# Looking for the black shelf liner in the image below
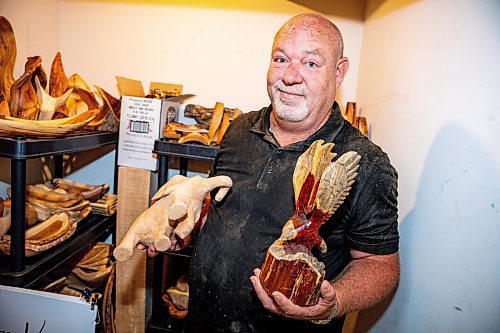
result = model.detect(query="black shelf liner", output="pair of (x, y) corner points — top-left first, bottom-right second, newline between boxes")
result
(0, 131), (118, 159)
(0, 214), (116, 287)
(153, 139), (218, 161)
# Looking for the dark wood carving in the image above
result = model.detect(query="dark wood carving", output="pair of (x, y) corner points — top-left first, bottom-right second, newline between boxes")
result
(184, 104), (241, 129)
(259, 140), (360, 306)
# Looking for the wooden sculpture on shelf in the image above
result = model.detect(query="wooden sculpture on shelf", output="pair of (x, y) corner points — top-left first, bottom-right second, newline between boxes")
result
(0, 16), (17, 117)
(0, 211), (77, 256)
(113, 175), (233, 262)
(9, 56), (47, 120)
(184, 103), (242, 129)
(342, 102), (369, 137)
(176, 101), (241, 145)
(259, 140), (360, 306)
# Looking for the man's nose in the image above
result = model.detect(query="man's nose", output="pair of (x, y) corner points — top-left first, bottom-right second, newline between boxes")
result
(282, 62), (303, 85)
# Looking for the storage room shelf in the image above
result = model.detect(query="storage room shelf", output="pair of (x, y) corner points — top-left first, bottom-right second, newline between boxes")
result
(0, 213), (116, 287)
(0, 131), (118, 282)
(153, 139), (218, 161)
(0, 131), (118, 159)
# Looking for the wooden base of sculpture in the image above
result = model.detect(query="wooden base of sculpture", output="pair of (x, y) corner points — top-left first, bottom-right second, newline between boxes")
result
(260, 244), (325, 306)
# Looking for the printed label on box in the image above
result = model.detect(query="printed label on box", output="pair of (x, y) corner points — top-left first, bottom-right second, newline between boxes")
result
(117, 96), (166, 171)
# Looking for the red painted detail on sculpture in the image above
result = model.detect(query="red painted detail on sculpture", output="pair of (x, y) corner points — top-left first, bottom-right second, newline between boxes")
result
(259, 141), (360, 307)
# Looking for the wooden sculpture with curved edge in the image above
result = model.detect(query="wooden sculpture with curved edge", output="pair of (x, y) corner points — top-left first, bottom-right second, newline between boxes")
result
(0, 16), (16, 117)
(259, 140), (360, 306)
(113, 175), (233, 262)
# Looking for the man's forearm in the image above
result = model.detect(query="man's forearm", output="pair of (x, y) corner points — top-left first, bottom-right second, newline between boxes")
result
(332, 252), (400, 316)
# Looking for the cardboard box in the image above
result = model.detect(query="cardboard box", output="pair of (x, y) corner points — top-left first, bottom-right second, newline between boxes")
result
(116, 77), (194, 171)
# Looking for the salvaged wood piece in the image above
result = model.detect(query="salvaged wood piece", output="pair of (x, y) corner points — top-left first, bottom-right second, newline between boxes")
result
(177, 132), (211, 145)
(0, 95), (9, 117)
(115, 166), (150, 333)
(49, 52), (69, 97)
(166, 275), (189, 310)
(75, 88), (99, 110)
(2, 198), (38, 227)
(25, 183), (83, 204)
(342, 101), (356, 124)
(357, 117), (368, 136)
(5, 181), (98, 224)
(162, 293), (188, 319)
(0, 17), (16, 113)
(57, 74), (92, 118)
(89, 194), (117, 216)
(217, 111), (231, 144)
(81, 86), (120, 132)
(113, 174), (232, 262)
(95, 85), (121, 119)
(260, 140), (360, 306)
(0, 108), (98, 137)
(174, 102), (241, 144)
(184, 103), (241, 128)
(51, 178), (110, 203)
(0, 212), (76, 256)
(341, 102), (369, 137)
(0, 197), (11, 236)
(36, 76), (73, 120)
(208, 102), (224, 143)
(163, 275), (189, 319)
(9, 56), (46, 119)
(68, 73), (91, 91)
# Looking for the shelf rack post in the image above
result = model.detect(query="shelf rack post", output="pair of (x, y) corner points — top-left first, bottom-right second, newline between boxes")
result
(10, 158), (26, 271)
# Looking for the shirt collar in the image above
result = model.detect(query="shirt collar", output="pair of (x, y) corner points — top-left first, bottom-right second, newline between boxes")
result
(250, 101), (345, 151)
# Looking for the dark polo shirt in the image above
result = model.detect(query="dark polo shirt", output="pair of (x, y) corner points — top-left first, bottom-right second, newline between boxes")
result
(187, 102), (399, 333)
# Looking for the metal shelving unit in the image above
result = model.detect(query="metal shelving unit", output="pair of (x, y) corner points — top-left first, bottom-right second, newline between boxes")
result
(0, 131), (118, 287)
(147, 139), (218, 333)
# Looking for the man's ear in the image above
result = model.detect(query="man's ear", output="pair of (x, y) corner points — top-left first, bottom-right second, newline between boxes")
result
(335, 57), (349, 89)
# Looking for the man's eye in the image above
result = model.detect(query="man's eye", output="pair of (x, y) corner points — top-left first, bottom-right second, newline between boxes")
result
(274, 57), (286, 63)
(306, 61), (318, 68)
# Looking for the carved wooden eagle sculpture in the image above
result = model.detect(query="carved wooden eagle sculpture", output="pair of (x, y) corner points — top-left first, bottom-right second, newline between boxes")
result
(259, 140), (360, 306)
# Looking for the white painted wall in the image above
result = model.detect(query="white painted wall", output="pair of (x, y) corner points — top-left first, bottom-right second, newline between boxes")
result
(356, 0), (500, 332)
(58, 1), (363, 112)
(0, 0), (364, 196)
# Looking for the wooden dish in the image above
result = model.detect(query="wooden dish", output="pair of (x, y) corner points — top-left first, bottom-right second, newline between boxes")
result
(0, 212), (77, 256)
(0, 110), (97, 138)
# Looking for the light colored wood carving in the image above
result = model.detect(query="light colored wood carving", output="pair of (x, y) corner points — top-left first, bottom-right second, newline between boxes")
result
(49, 52), (68, 97)
(113, 174), (232, 262)
(208, 102), (224, 143)
(0, 16), (16, 116)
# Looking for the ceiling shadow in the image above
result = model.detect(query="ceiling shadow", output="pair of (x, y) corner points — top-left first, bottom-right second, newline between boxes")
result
(62, 0), (315, 15)
(288, 0), (366, 21)
(365, 0), (421, 19)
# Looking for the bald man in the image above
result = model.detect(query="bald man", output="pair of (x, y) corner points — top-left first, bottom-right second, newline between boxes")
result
(185, 13), (400, 333)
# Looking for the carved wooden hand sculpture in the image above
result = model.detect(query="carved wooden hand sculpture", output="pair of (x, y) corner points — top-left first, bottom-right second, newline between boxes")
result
(259, 140), (360, 306)
(113, 175), (232, 262)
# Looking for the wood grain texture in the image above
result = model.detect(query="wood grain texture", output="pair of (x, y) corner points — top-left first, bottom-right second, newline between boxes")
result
(115, 166), (150, 333)
(259, 141), (360, 306)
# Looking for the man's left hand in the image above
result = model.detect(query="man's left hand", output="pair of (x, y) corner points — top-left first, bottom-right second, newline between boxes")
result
(250, 268), (338, 321)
